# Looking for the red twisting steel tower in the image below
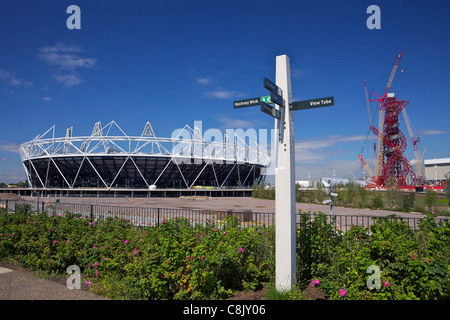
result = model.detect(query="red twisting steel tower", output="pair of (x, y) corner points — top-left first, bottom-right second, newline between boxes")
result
(360, 53), (417, 187)
(370, 95), (416, 186)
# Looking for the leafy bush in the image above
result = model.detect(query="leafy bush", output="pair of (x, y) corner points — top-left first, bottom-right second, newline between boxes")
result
(401, 193), (416, 213)
(371, 194), (384, 209)
(2, 206), (449, 300)
(425, 190), (438, 212)
(301, 213), (450, 300)
(0, 210), (273, 300)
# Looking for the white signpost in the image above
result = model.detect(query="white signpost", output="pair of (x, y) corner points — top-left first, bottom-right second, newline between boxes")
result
(273, 55), (297, 291)
(233, 54), (335, 292)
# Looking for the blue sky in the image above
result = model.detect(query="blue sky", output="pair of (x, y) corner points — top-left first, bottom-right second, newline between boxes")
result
(0, 0), (449, 183)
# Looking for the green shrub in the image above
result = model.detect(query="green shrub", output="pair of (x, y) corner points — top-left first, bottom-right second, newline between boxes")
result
(0, 211), (273, 300)
(371, 194), (384, 209)
(305, 214), (450, 300)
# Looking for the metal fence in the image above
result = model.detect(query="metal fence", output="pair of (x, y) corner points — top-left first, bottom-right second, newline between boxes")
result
(1, 199), (448, 232)
(0, 199), (275, 228)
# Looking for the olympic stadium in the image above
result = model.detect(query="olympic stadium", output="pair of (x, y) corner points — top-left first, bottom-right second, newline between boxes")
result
(18, 121), (270, 196)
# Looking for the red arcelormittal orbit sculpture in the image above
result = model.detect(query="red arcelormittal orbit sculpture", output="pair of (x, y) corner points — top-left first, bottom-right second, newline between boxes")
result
(368, 53), (417, 187)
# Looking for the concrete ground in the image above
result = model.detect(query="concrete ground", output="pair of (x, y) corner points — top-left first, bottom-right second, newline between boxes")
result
(23, 195), (432, 219)
(0, 265), (109, 300)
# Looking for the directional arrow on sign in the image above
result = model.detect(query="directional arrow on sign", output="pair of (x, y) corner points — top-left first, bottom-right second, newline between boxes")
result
(260, 95), (272, 104)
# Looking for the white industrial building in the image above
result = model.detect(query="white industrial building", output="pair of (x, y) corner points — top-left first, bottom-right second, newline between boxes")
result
(424, 158), (450, 183)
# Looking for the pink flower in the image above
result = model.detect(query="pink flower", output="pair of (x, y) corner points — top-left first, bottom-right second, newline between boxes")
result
(311, 279), (320, 286)
(163, 273), (166, 278)
(67, 240), (70, 244)
(52, 240), (57, 245)
(196, 235), (200, 239)
(124, 240), (128, 245)
(201, 256), (204, 261)
(162, 220), (166, 224)
(50, 229), (54, 232)
(94, 262), (99, 267)
(85, 280), (92, 285)
(238, 247), (244, 253)
(11, 233), (15, 237)
(190, 256), (194, 260)
(134, 249), (139, 254)
(88, 222), (93, 226)
(223, 231), (227, 235)
(103, 258), (108, 262)
(339, 289), (347, 297)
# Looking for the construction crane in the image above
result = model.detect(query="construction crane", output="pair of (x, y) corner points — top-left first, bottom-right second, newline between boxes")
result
(402, 108), (425, 184)
(364, 80), (378, 175)
(358, 154), (376, 182)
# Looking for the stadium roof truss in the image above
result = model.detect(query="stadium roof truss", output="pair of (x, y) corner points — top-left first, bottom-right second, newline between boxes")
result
(19, 121), (270, 189)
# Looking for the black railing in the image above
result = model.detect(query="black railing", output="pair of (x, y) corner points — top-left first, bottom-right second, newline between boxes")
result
(1, 199), (448, 231)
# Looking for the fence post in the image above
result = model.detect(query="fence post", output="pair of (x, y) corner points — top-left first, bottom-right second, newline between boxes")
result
(90, 204), (93, 220)
(157, 208), (160, 226)
(41, 202), (45, 213)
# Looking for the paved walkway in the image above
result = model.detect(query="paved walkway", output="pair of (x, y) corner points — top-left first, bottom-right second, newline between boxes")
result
(0, 266), (109, 300)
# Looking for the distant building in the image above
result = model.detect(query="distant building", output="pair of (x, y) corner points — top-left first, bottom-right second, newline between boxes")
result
(295, 180), (312, 188)
(424, 158), (450, 184)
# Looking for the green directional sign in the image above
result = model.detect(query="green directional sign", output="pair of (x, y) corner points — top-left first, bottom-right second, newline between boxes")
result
(233, 96), (271, 108)
(260, 95), (272, 103)
(260, 102), (280, 119)
(291, 96), (334, 110)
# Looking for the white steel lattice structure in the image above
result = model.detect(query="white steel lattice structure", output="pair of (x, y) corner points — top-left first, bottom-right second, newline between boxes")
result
(19, 121), (270, 189)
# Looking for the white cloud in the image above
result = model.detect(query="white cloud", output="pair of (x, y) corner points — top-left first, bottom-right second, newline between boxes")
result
(421, 130), (450, 135)
(54, 74), (83, 87)
(204, 90), (246, 99)
(195, 76), (214, 85)
(42, 96), (52, 101)
(0, 141), (20, 154)
(37, 43), (96, 87)
(37, 43), (96, 70)
(0, 70), (33, 87)
(295, 134), (366, 163)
